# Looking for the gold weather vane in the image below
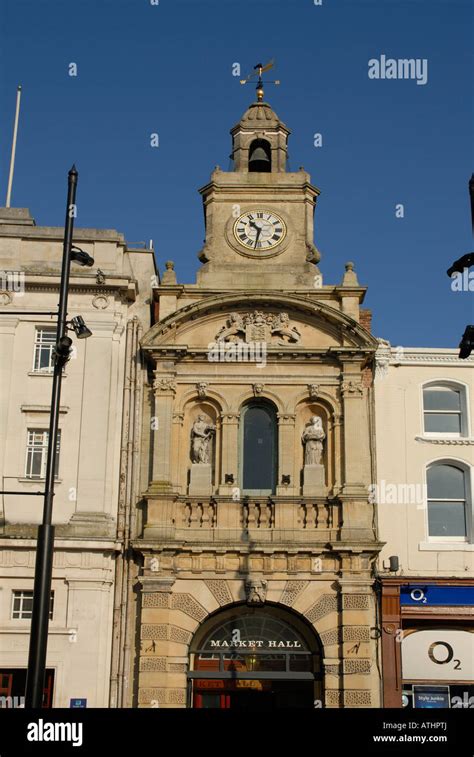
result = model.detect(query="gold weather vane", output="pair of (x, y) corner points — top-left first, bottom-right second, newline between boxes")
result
(240, 59), (280, 101)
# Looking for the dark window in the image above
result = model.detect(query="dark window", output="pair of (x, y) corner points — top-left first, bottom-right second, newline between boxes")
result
(427, 464), (467, 538)
(423, 386), (462, 434)
(12, 590), (54, 620)
(241, 403), (277, 494)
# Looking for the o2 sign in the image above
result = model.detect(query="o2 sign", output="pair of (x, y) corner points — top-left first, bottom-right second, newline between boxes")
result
(410, 589), (427, 604)
(402, 630), (474, 681)
(427, 641), (461, 670)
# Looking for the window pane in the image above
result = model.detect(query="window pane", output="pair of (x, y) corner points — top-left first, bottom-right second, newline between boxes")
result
(289, 654), (312, 672)
(27, 449), (43, 479)
(424, 413), (461, 433)
(427, 465), (465, 500)
(242, 405), (276, 492)
(34, 329), (56, 372)
(428, 501), (466, 537)
(424, 388), (461, 411)
(22, 596), (33, 614)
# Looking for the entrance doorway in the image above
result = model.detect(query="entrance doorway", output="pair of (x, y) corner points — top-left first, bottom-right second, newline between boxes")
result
(189, 604), (322, 709)
(194, 679), (314, 709)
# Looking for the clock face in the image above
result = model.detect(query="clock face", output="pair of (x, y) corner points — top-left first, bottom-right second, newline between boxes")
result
(233, 210), (286, 253)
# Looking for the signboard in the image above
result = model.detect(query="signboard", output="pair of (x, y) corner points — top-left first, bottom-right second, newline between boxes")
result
(402, 629), (474, 681)
(70, 698), (87, 708)
(400, 585), (474, 607)
(413, 686), (450, 709)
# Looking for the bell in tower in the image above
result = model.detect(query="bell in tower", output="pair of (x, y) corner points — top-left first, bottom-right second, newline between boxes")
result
(248, 139), (271, 172)
(230, 101), (290, 173)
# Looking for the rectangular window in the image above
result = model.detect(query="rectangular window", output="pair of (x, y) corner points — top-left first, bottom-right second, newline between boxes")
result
(33, 328), (56, 373)
(423, 387), (462, 434)
(25, 429), (61, 480)
(11, 590), (54, 620)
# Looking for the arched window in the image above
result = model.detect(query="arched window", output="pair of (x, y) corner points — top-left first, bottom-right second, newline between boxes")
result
(248, 139), (271, 172)
(423, 383), (467, 435)
(427, 463), (468, 539)
(241, 402), (277, 494)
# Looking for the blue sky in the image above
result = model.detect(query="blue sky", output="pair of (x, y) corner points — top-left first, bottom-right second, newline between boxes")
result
(0, 0), (472, 347)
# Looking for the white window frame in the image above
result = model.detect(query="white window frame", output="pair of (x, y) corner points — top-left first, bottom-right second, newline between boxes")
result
(11, 590), (54, 620)
(424, 459), (472, 544)
(32, 327), (56, 373)
(421, 380), (470, 439)
(24, 429), (61, 480)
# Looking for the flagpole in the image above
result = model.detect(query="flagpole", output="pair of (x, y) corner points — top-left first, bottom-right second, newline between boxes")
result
(5, 85), (22, 208)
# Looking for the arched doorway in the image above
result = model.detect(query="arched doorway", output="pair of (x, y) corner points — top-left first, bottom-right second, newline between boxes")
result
(188, 604), (323, 709)
(240, 401), (278, 495)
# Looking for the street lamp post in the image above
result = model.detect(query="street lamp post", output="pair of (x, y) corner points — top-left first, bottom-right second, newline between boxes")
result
(24, 165), (93, 707)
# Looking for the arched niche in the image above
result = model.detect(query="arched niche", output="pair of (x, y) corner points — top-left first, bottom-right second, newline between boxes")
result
(183, 400), (221, 492)
(297, 401), (336, 494)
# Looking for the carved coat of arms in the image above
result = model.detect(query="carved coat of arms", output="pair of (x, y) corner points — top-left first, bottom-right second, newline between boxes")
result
(216, 311), (300, 346)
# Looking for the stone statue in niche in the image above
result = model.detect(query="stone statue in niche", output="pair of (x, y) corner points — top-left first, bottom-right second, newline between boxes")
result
(191, 415), (215, 464)
(301, 416), (326, 465)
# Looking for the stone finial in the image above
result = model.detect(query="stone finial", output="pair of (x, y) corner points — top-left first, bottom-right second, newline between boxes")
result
(341, 261), (359, 287)
(162, 260), (177, 285)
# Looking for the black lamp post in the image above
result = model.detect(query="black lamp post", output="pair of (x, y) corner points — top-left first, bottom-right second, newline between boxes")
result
(24, 165), (94, 708)
(446, 174), (474, 360)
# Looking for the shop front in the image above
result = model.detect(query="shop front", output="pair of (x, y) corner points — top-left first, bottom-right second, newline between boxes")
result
(380, 580), (474, 708)
(188, 604), (322, 709)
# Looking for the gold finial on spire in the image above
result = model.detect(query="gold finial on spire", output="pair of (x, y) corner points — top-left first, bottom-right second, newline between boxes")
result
(240, 59), (280, 102)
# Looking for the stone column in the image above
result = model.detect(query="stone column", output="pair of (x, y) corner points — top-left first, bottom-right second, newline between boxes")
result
(340, 365), (370, 495)
(339, 362), (373, 539)
(337, 577), (380, 708)
(151, 373), (176, 490)
(276, 413), (297, 496)
(136, 574), (180, 709)
(218, 412), (239, 495)
(70, 320), (118, 535)
(332, 412), (343, 494)
(0, 317), (17, 526)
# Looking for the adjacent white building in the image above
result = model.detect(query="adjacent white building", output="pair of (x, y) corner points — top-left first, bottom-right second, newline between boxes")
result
(374, 344), (474, 708)
(0, 207), (156, 707)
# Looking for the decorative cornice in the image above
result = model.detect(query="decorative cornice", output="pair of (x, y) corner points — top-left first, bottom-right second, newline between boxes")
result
(376, 345), (474, 365)
(415, 436), (474, 446)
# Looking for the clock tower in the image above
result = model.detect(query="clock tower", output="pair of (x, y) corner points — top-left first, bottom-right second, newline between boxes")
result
(132, 94), (382, 711)
(196, 99), (322, 289)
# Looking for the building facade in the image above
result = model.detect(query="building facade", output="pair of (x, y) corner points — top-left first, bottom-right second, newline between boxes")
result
(126, 99), (384, 709)
(374, 345), (474, 708)
(0, 207), (156, 707)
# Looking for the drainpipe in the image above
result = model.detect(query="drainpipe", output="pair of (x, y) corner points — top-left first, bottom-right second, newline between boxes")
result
(121, 320), (143, 706)
(109, 318), (135, 707)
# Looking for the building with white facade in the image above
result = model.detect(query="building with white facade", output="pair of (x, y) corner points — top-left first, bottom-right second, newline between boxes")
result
(0, 206), (156, 707)
(374, 344), (474, 708)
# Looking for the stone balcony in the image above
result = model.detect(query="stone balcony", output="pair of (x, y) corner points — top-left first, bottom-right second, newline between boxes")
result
(142, 495), (345, 544)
